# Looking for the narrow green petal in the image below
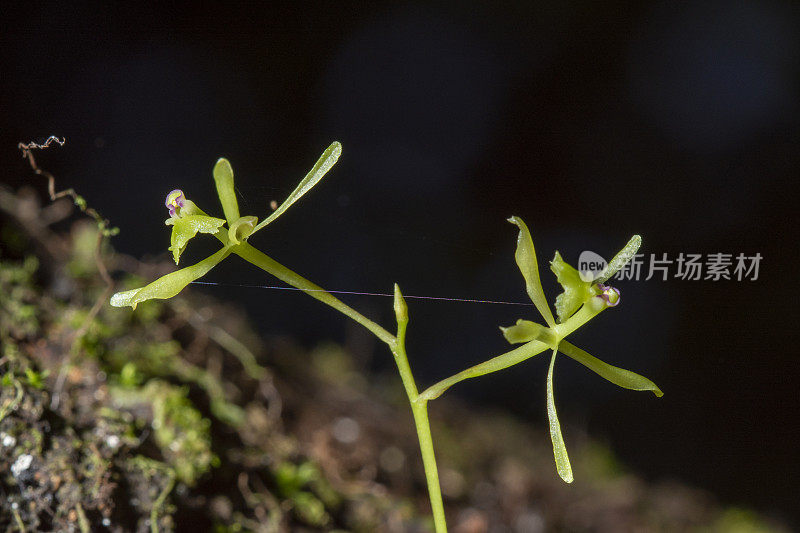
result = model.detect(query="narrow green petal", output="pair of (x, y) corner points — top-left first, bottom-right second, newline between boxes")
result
(558, 340), (663, 397)
(252, 142), (342, 234)
(550, 251), (594, 323)
(109, 247), (231, 309)
(595, 235), (642, 284)
(213, 158), (240, 226)
(508, 216), (556, 327)
(419, 340), (551, 401)
(499, 319), (554, 345)
(546, 348), (573, 483)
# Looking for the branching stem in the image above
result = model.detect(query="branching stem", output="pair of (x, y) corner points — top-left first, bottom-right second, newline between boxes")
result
(234, 238), (448, 531)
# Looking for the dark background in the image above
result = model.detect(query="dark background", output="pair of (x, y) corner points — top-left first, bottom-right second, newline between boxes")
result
(2, 1), (798, 526)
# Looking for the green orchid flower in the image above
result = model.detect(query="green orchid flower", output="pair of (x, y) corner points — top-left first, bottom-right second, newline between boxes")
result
(163, 190), (227, 265)
(110, 142), (342, 309)
(502, 217), (660, 483)
(418, 217), (661, 484)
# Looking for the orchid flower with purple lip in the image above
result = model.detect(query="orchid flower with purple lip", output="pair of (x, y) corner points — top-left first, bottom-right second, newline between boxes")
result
(502, 219), (661, 483)
(165, 189), (185, 216)
(418, 218), (662, 483)
(110, 142), (342, 310)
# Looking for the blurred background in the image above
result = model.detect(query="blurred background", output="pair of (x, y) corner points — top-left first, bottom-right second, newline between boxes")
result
(1, 1), (798, 527)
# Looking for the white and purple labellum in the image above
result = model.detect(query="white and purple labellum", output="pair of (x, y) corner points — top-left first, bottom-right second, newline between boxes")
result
(165, 189), (185, 216)
(596, 283), (621, 307)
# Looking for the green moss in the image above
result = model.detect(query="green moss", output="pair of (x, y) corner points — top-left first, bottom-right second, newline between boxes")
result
(112, 379), (215, 485)
(275, 461), (333, 527)
(23, 367), (47, 389)
(0, 256), (41, 339)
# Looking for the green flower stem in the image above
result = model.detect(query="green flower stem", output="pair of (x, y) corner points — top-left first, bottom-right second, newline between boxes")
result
(393, 308), (447, 533)
(231, 239), (447, 531)
(409, 400), (447, 533)
(392, 292), (417, 399)
(228, 241), (396, 347)
(552, 302), (604, 339)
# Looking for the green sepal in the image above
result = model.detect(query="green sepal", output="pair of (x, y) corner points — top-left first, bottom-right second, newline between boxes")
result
(558, 340), (663, 397)
(228, 216), (258, 245)
(508, 217), (556, 327)
(110, 247), (231, 309)
(166, 214), (226, 264)
(546, 348), (573, 483)
(500, 319), (554, 345)
(595, 235), (642, 284)
(252, 142), (342, 235)
(417, 340), (551, 402)
(550, 251), (594, 323)
(213, 158), (241, 226)
(180, 199), (209, 217)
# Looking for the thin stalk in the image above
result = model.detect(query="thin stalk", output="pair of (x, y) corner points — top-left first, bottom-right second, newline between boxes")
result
(230, 241), (396, 346)
(552, 303), (603, 339)
(236, 239), (447, 530)
(409, 400), (447, 533)
(393, 305), (447, 532)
